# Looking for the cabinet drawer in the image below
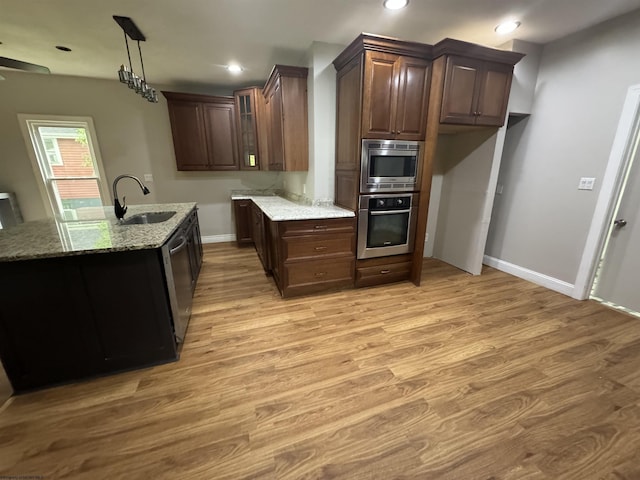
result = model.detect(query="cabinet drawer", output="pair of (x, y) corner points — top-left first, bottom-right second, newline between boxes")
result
(283, 233), (354, 260)
(356, 261), (412, 288)
(283, 257), (355, 297)
(279, 217), (355, 236)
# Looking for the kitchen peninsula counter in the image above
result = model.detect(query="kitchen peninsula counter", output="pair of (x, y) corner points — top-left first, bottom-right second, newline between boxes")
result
(0, 203), (197, 262)
(230, 192), (354, 221)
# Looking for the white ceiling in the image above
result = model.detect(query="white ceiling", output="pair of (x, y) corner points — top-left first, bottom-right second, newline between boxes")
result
(2, 0), (640, 89)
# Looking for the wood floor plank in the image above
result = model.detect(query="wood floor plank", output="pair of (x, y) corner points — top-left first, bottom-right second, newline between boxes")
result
(1, 242), (639, 479)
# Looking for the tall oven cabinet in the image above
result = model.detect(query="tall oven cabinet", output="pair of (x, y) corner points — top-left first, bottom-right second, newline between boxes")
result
(333, 34), (432, 212)
(333, 34), (524, 289)
(333, 35), (432, 287)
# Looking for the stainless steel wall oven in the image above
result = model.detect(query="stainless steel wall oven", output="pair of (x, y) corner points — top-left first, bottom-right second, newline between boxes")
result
(357, 193), (418, 259)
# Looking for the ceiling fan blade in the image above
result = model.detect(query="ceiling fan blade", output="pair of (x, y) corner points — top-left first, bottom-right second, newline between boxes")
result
(0, 57), (50, 74)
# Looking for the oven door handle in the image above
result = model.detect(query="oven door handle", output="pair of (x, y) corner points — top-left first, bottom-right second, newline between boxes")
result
(370, 209), (412, 216)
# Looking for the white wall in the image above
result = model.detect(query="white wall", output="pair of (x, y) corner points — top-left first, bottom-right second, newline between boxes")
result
(284, 41), (344, 203)
(500, 39), (543, 115)
(432, 130), (499, 274)
(0, 70), (282, 238)
(485, 9), (640, 285)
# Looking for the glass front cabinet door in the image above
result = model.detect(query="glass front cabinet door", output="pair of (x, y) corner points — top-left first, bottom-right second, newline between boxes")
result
(234, 87), (267, 170)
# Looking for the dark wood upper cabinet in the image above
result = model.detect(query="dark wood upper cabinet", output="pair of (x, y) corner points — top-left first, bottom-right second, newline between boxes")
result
(362, 51), (430, 140)
(165, 100), (209, 170)
(163, 92), (240, 171)
(233, 87), (269, 170)
(440, 55), (515, 127)
(263, 65), (309, 171)
(202, 100), (240, 171)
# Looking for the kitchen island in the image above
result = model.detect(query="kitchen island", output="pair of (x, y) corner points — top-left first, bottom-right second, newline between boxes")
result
(0, 203), (202, 393)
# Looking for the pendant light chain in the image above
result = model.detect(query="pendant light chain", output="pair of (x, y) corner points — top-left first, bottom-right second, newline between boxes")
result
(137, 40), (147, 82)
(124, 32), (133, 74)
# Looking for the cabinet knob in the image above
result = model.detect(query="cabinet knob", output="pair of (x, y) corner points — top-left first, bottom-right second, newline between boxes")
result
(314, 246), (328, 251)
(315, 272), (327, 277)
(380, 269), (391, 274)
(314, 225), (327, 230)
(477, 111), (482, 116)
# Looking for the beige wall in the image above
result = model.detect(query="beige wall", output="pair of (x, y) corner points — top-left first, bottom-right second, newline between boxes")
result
(0, 70), (282, 238)
(486, 9), (640, 285)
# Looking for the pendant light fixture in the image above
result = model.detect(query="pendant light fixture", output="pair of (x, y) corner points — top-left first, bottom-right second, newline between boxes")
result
(113, 15), (158, 103)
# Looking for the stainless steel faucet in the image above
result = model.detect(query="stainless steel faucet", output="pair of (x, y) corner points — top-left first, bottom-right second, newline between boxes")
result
(112, 174), (151, 220)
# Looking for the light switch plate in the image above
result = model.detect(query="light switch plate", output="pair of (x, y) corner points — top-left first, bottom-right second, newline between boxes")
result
(578, 177), (595, 190)
(144, 174), (154, 182)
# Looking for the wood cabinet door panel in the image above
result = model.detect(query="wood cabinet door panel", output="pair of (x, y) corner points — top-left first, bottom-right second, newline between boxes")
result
(233, 200), (254, 246)
(167, 101), (209, 170)
(395, 57), (430, 140)
(475, 63), (513, 126)
(267, 81), (284, 171)
(251, 203), (270, 271)
(355, 260), (412, 287)
(283, 233), (355, 261)
(82, 251), (175, 364)
(279, 218), (356, 237)
(203, 103), (239, 170)
(335, 57), (363, 172)
(440, 56), (481, 125)
(0, 259), (103, 390)
(362, 51), (399, 138)
(283, 257), (355, 294)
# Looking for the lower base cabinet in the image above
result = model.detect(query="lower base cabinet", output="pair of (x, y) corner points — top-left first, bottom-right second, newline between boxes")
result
(355, 255), (412, 288)
(270, 217), (356, 298)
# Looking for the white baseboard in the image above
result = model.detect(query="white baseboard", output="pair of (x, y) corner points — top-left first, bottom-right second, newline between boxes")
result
(201, 234), (236, 244)
(483, 255), (575, 297)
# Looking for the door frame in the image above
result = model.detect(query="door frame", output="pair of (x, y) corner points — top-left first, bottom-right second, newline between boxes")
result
(574, 84), (640, 300)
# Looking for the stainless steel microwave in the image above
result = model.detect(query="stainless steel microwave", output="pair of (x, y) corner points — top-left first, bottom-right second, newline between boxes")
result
(360, 139), (422, 193)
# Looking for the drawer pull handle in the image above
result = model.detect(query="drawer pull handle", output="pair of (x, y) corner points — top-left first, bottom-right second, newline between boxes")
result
(314, 246), (328, 251)
(314, 225), (328, 230)
(315, 272), (327, 277)
(380, 269), (391, 274)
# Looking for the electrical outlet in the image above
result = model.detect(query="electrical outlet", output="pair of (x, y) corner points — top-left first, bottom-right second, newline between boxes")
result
(578, 177), (595, 190)
(496, 184), (504, 195)
(144, 174), (154, 182)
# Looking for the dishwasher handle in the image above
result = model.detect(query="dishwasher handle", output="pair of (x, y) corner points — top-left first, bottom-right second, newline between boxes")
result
(169, 235), (188, 255)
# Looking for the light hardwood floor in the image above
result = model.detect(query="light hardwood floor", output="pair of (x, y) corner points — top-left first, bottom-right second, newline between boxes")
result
(1, 242), (640, 479)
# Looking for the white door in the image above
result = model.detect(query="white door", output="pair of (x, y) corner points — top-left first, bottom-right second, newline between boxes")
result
(591, 131), (640, 314)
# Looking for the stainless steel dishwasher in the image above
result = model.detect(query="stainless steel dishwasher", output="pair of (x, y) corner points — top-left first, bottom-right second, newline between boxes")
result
(161, 226), (193, 343)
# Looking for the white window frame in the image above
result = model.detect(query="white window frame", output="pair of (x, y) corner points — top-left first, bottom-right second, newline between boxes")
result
(18, 114), (111, 220)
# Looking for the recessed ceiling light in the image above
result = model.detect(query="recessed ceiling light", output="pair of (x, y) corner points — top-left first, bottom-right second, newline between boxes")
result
(227, 64), (243, 74)
(495, 21), (521, 35)
(383, 0), (409, 10)
(55, 45), (72, 52)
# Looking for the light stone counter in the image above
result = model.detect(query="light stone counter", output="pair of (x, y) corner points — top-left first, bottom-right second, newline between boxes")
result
(231, 192), (354, 221)
(0, 203), (197, 262)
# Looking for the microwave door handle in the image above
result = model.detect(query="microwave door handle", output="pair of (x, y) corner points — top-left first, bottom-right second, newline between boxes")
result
(370, 209), (412, 216)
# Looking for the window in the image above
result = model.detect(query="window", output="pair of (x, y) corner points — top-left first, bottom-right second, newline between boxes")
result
(19, 115), (110, 220)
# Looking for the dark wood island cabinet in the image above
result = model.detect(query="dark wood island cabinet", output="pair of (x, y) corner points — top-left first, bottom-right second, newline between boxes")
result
(0, 204), (202, 393)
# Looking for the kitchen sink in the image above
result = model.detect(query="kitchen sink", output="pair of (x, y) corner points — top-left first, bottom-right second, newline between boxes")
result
(121, 211), (176, 225)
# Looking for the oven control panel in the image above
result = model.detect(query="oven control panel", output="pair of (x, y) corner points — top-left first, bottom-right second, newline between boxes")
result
(369, 195), (412, 211)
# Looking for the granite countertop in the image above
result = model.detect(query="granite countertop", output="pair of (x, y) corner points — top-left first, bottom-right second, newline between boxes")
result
(231, 191), (354, 221)
(0, 203), (197, 262)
